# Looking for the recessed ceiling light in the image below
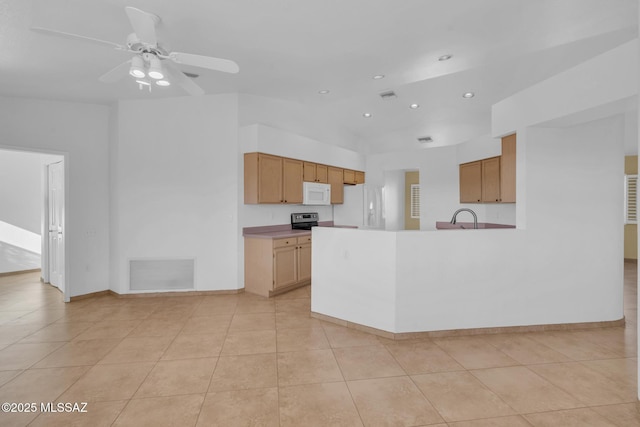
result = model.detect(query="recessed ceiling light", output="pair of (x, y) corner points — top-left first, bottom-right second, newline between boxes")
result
(409, 103), (420, 109)
(438, 54), (453, 61)
(363, 113), (372, 118)
(462, 92), (475, 98)
(372, 74), (385, 80)
(318, 89), (330, 94)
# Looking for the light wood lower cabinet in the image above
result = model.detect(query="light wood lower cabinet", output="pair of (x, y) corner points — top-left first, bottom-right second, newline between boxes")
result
(244, 235), (312, 297)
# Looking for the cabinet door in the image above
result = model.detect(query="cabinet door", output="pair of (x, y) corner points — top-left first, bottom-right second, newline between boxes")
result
(297, 243), (312, 283)
(328, 167), (344, 204)
(258, 154), (283, 203)
(355, 171), (365, 184)
(501, 134), (516, 203)
(303, 162), (316, 182)
(482, 157), (501, 202)
(459, 161), (482, 203)
(316, 165), (328, 183)
(283, 158), (303, 203)
(343, 169), (356, 185)
(274, 246), (297, 288)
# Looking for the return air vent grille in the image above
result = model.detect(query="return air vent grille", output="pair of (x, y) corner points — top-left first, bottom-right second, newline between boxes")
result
(379, 90), (397, 100)
(130, 259), (195, 291)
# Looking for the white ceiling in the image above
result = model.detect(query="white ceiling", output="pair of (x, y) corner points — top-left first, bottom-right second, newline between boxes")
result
(1, 0), (637, 152)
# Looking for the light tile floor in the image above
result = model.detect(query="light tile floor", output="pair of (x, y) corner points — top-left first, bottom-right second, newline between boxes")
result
(0, 264), (637, 426)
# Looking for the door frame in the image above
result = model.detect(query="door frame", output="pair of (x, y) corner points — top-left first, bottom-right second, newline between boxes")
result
(0, 145), (68, 302)
(44, 160), (66, 298)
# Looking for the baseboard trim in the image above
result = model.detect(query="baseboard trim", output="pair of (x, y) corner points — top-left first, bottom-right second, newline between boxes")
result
(68, 288), (244, 301)
(69, 290), (111, 302)
(108, 288), (244, 299)
(310, 312), (627, 340)
(0, 268), (41, 278)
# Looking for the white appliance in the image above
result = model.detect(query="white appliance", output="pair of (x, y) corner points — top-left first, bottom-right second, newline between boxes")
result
(302, 182), (331, 205)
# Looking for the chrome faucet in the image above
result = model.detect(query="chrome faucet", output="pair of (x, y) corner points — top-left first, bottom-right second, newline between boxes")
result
(450, 208), (478, 229)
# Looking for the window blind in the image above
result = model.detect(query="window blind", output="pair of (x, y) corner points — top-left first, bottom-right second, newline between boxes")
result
(410, 184), (420, 219)
(625, 174), (637, 224)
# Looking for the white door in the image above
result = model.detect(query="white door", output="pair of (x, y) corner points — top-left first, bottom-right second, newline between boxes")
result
(47, 161), (64, 291)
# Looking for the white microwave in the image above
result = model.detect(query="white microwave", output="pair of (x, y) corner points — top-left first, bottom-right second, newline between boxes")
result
(302, 182), (331, 205)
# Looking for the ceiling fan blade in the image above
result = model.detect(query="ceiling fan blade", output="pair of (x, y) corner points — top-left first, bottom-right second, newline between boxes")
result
(31, 27), (127, 50)
(99, 60), (132, 83)
(125, 6), (158, 46)
(168, 52), (239, 74)
(164, 62), (205, 96)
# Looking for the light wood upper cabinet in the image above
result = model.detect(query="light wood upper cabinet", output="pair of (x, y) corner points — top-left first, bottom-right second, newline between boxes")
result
(343, 169), (365, 185)
(482, 156), (501, 203)
(460, 161), (483, 203)
(283, 158), (303, 204)
(460, 157), (501, 203)
(343, 169), (356, 185)
(458, 134), (516, 204)
(245, 152), (362, 204)
(328, 166), (344, 204)
(244, 153), (302, 204)
(303, 162), (329, 183)
(500, 134), (516, 203)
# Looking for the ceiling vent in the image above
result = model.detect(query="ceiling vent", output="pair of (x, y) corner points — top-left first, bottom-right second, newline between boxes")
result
(417, 136), (433, 143)
(379, 90), (397, 100)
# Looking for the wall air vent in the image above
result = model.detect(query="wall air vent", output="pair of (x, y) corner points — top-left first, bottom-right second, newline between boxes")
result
(130, 258), (195, 291)
(379, 90), (397, 100)
(182, 71), (199, 78)
(417, 136), (433, 143)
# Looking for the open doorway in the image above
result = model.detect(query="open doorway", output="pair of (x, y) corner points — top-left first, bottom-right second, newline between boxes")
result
(404, 171), (420, 230)
(0, 148), (66, 299)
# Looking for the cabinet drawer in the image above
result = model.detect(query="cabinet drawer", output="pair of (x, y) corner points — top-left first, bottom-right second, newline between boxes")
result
(296, 236), (312, 244)
(273, 238), (296, 248)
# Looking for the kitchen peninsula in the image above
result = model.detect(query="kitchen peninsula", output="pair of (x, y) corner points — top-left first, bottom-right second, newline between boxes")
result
(310, 225), (623, 337)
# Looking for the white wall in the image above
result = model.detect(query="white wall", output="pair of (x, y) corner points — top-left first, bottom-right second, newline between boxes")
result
(314, 115), (625, 333)
(238, 94), (360, 152)
(0, 97), (110, 297)
(401, 115), (624, 330)
(238, 123), (364, 229)
(366, 139), (516, 232)
(383, 170), (404, 230)
(237, 123), (365, 287)
(493, 39), (637, 137)
(111, 94), (239, 293)
(0, 150), (42, 235)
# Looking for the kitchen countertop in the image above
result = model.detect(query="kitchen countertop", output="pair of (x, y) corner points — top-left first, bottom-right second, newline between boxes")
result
(243, 221), (356, 239)
(436, 221), (515, 230)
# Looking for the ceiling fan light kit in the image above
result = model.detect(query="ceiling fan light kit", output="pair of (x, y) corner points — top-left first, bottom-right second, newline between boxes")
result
(147, 55), (164, 80)
(31, 6), (239, 96)
(129, 55), (145, 78)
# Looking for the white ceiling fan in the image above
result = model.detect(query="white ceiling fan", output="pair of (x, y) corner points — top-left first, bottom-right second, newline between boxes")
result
(31, 6), (239, 96)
